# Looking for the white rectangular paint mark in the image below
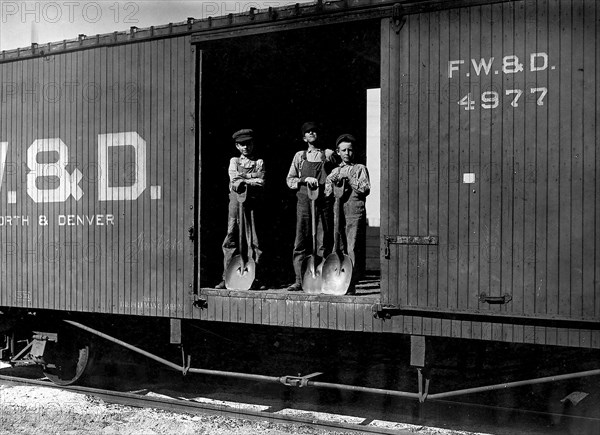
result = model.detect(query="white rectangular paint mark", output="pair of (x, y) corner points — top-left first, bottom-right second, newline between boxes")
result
(463, 173), (475, 184)
(150, 185), (162, 200)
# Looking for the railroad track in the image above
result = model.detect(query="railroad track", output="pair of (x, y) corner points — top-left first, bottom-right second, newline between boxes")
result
(1, 369), (599, 435)
(0, 373), (409, 435)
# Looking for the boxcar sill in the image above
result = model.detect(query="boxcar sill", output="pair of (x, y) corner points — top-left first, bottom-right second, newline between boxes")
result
(199, 287), (380, 304)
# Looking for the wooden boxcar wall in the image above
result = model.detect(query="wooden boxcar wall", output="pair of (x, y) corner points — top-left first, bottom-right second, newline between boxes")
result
(381, 0), (599, 347)
(0, 36), (196, 318)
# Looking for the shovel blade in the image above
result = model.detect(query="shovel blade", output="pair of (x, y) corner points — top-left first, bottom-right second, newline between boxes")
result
(302, 256), (323, 294)
(321, 253), (353, 295)
(225, 255), (256, 290)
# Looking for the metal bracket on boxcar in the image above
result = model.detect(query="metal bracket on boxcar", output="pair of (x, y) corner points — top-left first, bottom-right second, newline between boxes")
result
(372, 304), (402, 319)
(392, 3), (406, 34)
(193, 297), (208, 309)
(181, 347), (192, 376)
(384, 235), (438, 259)
(279, 372), (323, 388)
(478, 293), (513, 305)
(417, 368), (430, 403)
(9, 332), (57, 365)
(9, 340), (34, 364)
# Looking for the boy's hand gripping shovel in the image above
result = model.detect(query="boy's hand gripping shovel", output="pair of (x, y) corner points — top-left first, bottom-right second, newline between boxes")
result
(302, 186), (323, 293)
(225, 186), (256, 290)
(322, 180), (353, 295)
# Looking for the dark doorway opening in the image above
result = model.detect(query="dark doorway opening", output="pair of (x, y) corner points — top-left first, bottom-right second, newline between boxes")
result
(199, 20), (380, 289)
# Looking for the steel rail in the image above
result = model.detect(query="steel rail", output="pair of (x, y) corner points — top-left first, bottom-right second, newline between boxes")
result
(432, 396), (600, 423)
(2, 371), (599, 434)
(0, 374), (407, 435)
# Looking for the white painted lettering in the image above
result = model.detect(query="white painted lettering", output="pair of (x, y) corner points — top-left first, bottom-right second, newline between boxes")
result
(0, 142), (7, 191)
(26, 138), (84, 203)
(502, 55), (524, 74)
(54, 214), (115, 226)
(531, 87), (548, 106)
(481, 91), (499, 109)
(0, 216), (30, 226)
(448, 60), (464, 78)
(505, 89), (523, 107)
(458, 93), (475, 111)
(98, 132), (147, 201)
(530, 52), (548, 72)
(471, 57), (494, 76)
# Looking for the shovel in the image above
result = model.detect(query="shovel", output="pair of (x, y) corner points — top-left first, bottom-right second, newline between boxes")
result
(322, 180), (353, 295)
(302, 186), (323, 293)
(225, 186), (256, 290)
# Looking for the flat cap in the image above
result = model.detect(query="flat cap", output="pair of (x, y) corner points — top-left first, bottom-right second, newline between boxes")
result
(301, 121), (319, 135)
(335, 133), (357, 147)
(232, 129), (254, 142)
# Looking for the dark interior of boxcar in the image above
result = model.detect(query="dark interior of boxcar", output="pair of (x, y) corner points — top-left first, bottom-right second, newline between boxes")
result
(199, 20), (380, 287)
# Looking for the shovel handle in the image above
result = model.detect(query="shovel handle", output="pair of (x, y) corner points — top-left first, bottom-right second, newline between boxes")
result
(235, 186), (248, 266)
(237, 198), (246, 264)
(333, 179), (346, 198)
(307, 186), (319, 250)
(332, 179), (346, 251)
(307, 185), (319, 201)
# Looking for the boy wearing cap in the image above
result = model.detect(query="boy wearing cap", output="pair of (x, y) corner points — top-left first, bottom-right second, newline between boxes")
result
(325, 134), (370, 294)
(286, 121), (338, 292)
(216, 129), (266, 290)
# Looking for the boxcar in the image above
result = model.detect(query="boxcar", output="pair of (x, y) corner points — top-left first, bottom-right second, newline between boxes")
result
(0, 0), (599, 388)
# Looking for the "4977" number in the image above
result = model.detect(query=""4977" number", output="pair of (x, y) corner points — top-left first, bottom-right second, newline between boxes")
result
(458, 87), (548, 110)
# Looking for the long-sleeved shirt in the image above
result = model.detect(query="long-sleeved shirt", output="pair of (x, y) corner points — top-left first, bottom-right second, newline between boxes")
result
(325, 162), (370, 199)
(286, 147), (338, 190)
(228, 155), (265, 191)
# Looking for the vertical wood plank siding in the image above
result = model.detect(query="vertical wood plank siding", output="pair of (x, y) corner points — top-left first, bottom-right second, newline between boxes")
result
(382, 0), (599, 329)
(0, 37), (196, 318)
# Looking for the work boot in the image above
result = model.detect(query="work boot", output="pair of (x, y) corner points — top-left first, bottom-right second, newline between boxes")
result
(215, 281), (226, 289)
(287, 283), (302, 292)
